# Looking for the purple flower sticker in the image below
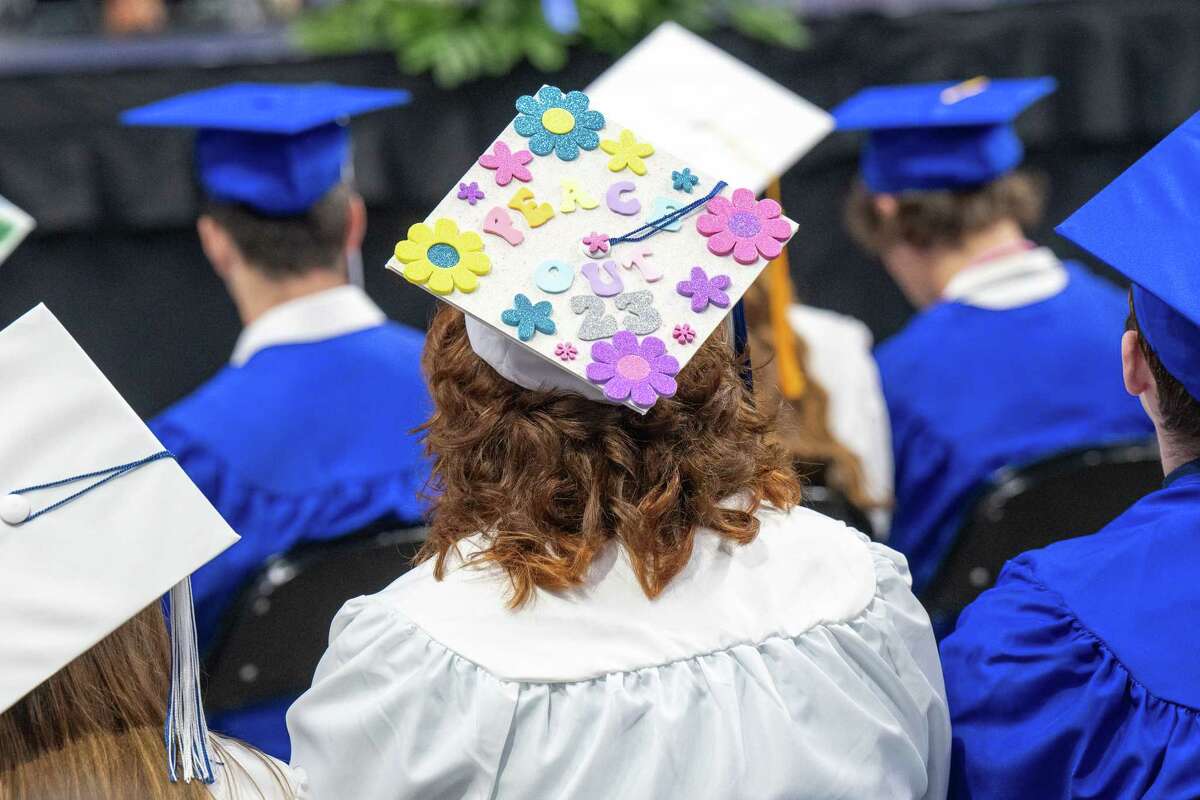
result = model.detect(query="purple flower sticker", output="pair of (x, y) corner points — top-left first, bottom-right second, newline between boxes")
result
(586, 330), (679, 408)
(676, 266), (731, 312)
(457, 181), (485, 205)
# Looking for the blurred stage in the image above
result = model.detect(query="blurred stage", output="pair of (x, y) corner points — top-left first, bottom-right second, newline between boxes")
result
(2, 0), (1199, 416)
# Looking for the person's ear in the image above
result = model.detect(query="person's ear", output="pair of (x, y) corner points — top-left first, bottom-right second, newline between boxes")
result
(1123, 329), (1155, 399)
(872, 193), (899, 220)
(345, 192), (367, 254)
(197, 215), (237, 281)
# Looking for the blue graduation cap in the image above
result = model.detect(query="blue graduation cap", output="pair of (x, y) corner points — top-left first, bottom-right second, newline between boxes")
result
(833, 77), (1057, 193)
(121, 83), (410, 216)
(1057, 109), (1200, 401)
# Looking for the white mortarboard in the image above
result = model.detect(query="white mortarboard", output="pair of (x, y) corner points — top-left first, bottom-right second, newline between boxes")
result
(0, 305), (238, 783)
(0, 194), (34, 266)
(586, 22), (834, 194)
(386, 84), (799, 412)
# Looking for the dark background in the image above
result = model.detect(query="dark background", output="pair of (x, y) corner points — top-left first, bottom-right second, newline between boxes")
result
(2, 0), (1198, 417)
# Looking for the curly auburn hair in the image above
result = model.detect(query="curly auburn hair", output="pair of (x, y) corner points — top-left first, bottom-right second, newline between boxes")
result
(416, 305), (802, 607)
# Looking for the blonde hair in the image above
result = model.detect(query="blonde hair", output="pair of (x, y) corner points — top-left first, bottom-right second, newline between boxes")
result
(0, 604), (287, 800)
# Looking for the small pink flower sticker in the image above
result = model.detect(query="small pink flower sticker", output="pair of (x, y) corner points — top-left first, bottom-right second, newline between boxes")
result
(555, 341), (578, 361)
(673, 323), (696, 344)
(586, 330), (680, 408)
(582, 232), (610, 255)
(478, 140), (534, 187)
(696, 187), (792, 265)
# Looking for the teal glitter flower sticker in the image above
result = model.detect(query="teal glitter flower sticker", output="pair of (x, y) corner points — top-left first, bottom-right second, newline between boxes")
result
(501, 293), (556, 342)
(513, 86), (605, 161)
(672, 168), (699, 193)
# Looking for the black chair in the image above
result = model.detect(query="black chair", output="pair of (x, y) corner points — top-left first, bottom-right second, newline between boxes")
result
(203, 517), (427, 713)
(921, 440), (1162, 632)
(798, 461), (876, 540)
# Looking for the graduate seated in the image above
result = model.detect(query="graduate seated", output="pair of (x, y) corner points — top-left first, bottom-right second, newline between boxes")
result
(121, 84), (431, 759)
(832, 78), (1153, 596)
(942, 109), (1200, 799)
(288, 86), (950, 796)
(0, 305), (304, 799)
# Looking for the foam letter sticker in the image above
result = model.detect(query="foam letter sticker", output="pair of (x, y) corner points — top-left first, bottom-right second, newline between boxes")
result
(606, 181), (640, 216)
(581, 260), (624, 297)
(482, 206), (524, 246)
(560, 180), (599, 214)
(508, 187), (555, 228)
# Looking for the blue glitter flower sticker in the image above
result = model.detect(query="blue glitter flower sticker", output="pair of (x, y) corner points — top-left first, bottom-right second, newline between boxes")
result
(672, 167), (699, 193)
(513, 86), (605, 161)
(501, 293), (556, 341)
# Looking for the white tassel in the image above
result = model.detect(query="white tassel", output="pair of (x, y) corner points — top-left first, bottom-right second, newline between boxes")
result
(165, 577), (215, 784)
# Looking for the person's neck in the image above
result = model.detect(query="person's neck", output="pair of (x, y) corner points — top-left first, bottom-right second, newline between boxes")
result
(229, 265), (348, 327)
(1156, 428), (1200, 478)
(925, 219), (1029, 300)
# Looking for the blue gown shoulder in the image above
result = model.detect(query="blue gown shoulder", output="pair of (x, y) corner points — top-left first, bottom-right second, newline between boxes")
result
(876, 260), (1153, 594)
(941, 474), (1200, 799)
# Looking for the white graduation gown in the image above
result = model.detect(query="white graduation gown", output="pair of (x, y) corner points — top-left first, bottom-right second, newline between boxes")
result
(789, 304), (894, 536)
(287, 504), (950, 799)
(208, 737), (308, 799)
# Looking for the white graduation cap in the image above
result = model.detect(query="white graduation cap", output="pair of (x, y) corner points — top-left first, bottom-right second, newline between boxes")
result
(386, 83), (799, 412)
(0, 194), (34, 266)
(586, 21), (834, 195)
(0, 305), (238, 783)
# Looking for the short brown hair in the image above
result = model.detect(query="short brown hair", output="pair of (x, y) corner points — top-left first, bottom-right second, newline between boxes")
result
(203, 182), (352, 279)
(1127, 294), (1200, 442)
(845, 171), (1046, 254)
(416, 306), (802, 607)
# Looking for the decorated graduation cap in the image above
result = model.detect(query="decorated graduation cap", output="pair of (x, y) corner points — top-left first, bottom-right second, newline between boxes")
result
(833, 76), (1057, 193)
(0, 194), (34, 266)
(586, 21), (834, 194)
(0, 305), (238, 782)
(121, 82), (410, 216)
(386, 84), (798, 411)
(1057, 109), (1200, 401)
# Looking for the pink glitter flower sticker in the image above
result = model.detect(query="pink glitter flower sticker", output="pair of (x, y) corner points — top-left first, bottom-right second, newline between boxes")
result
(582, 232), (610, 255)
(586, 330), (679, 408)
(478, 140), (533, 187)
(673, 323), (696, 344)
(696, 187), (792, 265)
(555, 341), (578, 361)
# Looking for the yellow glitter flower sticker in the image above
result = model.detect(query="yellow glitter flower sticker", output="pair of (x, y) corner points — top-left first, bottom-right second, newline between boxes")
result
(392, 218), (490, 295)
(600, 129), (654, 176)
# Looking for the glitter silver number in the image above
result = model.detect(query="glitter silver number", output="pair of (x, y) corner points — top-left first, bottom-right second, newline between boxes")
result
(614, 290), (661, 335)
(570, 295), (618, 341)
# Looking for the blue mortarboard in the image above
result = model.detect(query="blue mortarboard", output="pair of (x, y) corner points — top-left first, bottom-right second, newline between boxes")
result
(121, 83), (410, 216)
(833, 77), (1057, 193)
(1057, 109), (1200, 401)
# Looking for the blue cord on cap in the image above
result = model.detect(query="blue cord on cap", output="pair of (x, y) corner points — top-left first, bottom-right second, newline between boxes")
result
(2, 450), (175, 525)
(609, 180), (728, 247)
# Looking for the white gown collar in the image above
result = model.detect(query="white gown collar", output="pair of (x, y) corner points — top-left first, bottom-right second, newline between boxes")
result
(941, 247), (1068, 310)
(230, 284), (386, 366)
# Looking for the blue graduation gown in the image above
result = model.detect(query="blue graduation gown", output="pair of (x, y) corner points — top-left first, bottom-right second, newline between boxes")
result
(150, 320), (430, 758)
(875, 259), (1153, 593)
(941, 462), (1200, 799)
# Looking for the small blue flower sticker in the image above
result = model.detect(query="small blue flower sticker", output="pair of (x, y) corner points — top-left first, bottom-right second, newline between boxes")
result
(513, 86), (605, 161)
(672, 167), (699, 193)
(501, 293), (556, 342)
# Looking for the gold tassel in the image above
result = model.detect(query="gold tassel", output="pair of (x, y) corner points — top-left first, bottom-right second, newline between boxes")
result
(765, 179), (805, 399)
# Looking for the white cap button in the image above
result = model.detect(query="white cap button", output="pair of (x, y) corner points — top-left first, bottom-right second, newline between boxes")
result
(0, 494), (31, 525)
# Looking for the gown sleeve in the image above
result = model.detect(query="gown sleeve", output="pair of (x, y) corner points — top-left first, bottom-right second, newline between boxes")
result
(285, 597), (519, 800)
(940, 557), (1200, 800)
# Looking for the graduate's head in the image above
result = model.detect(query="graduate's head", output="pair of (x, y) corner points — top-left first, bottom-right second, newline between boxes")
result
(1124, 297), (1200, 451)
(0, 605), (213, 800)
(197, 180), (366, 281)
(1057, 108), (1200, 464)
(415, 305), (801, 609)
(844, 172), (1045, 304)
(834, 77), (1055, 306)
